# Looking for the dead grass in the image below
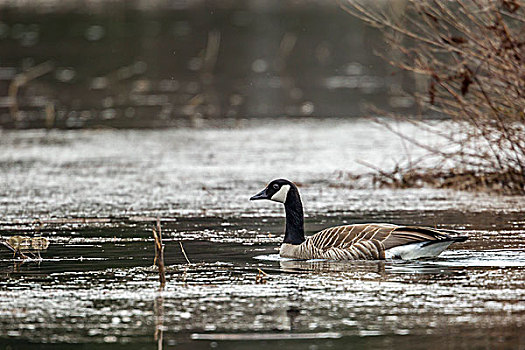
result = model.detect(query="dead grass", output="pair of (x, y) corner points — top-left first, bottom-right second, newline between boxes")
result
(370, 167), (524, 194)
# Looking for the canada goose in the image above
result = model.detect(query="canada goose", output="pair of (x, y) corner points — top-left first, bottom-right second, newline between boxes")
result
(250, 179), (467, 260)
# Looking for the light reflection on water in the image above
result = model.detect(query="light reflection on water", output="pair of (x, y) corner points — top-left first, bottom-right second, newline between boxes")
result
(2, 120), (524, 223)
(0, 120), (524, 348)
(256, 249), (525, 271)
(1, 219), (524, 349)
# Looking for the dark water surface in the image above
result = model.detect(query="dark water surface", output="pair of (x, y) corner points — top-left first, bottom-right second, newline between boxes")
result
(1, 119), (524, 349)
(1, 215), (524, 349)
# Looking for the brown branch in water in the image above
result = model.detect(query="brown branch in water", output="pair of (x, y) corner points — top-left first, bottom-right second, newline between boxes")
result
(256, 268), (268, 284)
(178, 241), (191, 285)
(152, 219), (166, 290)
(356, 159), (399, 183)
(179, 241), (191, 264)
(154, 295), (164, 350)
(1, 241), (29, 259)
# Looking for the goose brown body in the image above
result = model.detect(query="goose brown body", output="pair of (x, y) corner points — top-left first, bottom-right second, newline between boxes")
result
(279, 223), (460, 260)
(250, 179), (467, 261)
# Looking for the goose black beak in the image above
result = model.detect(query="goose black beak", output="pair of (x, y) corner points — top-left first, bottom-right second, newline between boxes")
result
(250, 188), (268, 200)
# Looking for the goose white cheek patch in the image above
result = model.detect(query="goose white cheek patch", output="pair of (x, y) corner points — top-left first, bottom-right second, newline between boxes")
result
(270, 185), (290, 203)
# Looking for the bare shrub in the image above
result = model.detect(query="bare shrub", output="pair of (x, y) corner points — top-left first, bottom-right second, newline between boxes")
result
(341, 0), (525, 194)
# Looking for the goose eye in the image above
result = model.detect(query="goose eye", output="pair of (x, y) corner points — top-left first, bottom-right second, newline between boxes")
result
(272, 184), (279, 190)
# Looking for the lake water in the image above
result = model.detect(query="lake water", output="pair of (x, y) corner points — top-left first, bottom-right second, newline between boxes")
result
(1, 118), (524, 349)
(1, 1), (524, 348)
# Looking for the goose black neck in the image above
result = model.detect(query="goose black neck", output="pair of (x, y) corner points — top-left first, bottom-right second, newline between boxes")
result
(283, 188), (305, 245)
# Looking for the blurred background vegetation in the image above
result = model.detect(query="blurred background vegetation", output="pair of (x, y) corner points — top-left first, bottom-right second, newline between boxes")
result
(0, 0), (416, 129)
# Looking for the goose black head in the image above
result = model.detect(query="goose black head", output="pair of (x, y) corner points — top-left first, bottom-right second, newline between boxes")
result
(250, 179), (294, 204)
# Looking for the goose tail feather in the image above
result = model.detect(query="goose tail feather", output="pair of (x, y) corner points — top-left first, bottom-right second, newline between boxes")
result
(385, 233), (468, 260)
(450, 235), (468, 243)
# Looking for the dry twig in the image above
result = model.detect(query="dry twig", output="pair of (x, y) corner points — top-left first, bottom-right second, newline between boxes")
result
(342, 0), (525, 194)
(179, 241), (191, 264)
(152, 219), (166, 289)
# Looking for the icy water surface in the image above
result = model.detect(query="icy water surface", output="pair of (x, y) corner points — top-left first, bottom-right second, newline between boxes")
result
(1, 119), (524, 349)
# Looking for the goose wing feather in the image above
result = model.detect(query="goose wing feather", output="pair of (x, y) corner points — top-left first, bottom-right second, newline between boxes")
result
(293, 223), (456, 260)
